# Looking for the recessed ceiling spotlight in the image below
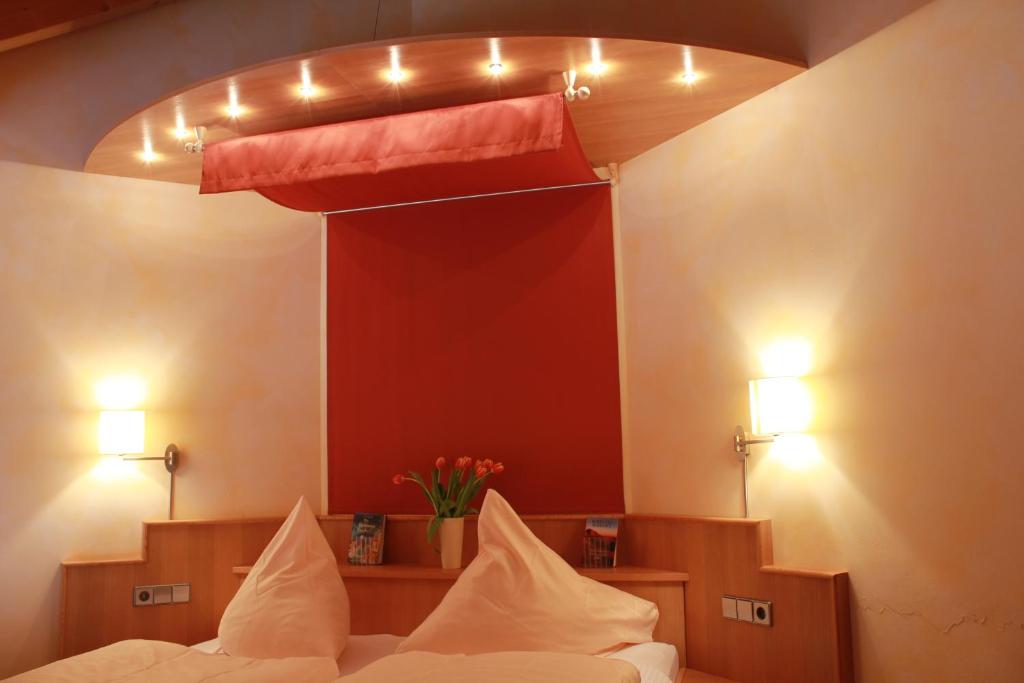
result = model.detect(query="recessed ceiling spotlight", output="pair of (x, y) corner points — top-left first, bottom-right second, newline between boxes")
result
(680, 47), (699, 85)
(386, 46), (407, 83)
(172, 111), (188, 139)
(487, 38), (505, 76)
(298, 62), (317, 98)
(226, 82), (244, 117)
(586, 38), (608, 76)
(138, 140), (158, 163)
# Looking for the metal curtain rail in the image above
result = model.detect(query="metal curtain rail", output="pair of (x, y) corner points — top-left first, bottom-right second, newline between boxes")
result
(321, 179), (611, 216)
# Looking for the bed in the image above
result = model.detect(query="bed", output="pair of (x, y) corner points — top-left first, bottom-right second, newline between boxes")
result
(191, 634), (680, 683)
(10, 492), (679, 683)
(4, 636), (678, 683)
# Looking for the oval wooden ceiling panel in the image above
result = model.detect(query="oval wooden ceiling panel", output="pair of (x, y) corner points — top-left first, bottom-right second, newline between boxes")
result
(84, 36), (803, 185)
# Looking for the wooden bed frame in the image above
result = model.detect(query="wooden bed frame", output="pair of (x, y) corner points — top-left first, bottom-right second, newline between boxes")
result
(61, 513), (852, 682)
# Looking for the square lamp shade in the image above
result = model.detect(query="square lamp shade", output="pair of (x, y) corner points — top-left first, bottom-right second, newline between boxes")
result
(748, 377), (811, 436)
(98, 410), (145, 455)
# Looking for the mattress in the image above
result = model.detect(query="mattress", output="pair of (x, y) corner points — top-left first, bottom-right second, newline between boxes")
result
(191, 635), (679, 682)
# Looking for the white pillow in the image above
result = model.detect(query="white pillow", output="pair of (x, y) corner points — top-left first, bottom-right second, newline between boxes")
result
(397, 490), (658, 655)
(218, 496), (350, 659)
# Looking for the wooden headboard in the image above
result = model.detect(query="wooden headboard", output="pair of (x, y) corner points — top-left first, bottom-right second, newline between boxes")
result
(61, 514), (851, 682)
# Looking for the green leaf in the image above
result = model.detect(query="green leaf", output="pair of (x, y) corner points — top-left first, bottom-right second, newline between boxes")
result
(454, 472), (489, 517)
(427, 515), (442, 548)
(431, 468), (445, 501)
(406, 471), (440, 515)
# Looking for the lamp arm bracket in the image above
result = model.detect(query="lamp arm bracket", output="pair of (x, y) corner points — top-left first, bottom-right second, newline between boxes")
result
(734, 425), (776, 458)
(120, 443), (179, 473)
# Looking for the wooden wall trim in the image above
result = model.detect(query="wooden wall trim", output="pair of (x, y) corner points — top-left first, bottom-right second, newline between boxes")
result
(60, 513), (851, 683)
(619, 518), (853, 683)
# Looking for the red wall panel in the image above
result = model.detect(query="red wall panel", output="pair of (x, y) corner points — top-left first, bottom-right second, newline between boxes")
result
(326, 185), (623, 513)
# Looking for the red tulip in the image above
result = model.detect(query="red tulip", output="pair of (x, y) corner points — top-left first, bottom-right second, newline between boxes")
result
(455, 456), (471, 470)
(475, 465), (488, 478)
(491, 462), (505, 474)
(435, 457), (446, 469)
(482, 458), (494, 469)
(392, 474), (405, 485)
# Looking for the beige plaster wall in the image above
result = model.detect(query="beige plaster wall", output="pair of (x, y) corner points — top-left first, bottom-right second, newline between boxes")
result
(618, 0), (1024, 680)
(0, 161), (321, 676)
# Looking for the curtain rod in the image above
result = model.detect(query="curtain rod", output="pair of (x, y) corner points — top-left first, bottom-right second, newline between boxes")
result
(321, 179), (611, 216)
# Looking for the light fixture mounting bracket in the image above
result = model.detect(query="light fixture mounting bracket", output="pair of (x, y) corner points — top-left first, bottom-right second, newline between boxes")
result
(164, 443), (180, 473)
(734, 425), (775, 459)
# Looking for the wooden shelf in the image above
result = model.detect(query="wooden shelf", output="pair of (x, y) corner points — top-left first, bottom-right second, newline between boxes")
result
(578, 566), (689, 583)
(231, 563), (689, 584)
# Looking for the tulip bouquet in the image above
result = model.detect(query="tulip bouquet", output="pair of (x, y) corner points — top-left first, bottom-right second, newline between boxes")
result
(394, 457), (505, 542)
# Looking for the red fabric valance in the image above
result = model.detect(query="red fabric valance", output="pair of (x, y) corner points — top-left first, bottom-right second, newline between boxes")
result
(199, 93), (597, 212)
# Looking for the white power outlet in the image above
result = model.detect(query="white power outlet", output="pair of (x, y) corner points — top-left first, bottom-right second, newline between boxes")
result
(133, 583), (190, 606)
(753, 600), (772, 626)
(133, 586), (154, 606)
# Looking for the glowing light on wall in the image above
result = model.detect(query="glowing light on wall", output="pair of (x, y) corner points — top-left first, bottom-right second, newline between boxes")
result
(759, 338), (813, 377)
(769, 434), (821, 471)
(92, 374), (180, 517)
(735, 338), (820, 505)
(386, 46), (407, 83)
(586, 38), (608, 75)
(89, 455), (140, 482)
(95, 375), (147, 409)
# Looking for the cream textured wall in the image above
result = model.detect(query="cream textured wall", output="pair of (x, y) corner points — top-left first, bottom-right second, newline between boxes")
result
(618, 0), (1023, 681)
(0, 162), (321, 676)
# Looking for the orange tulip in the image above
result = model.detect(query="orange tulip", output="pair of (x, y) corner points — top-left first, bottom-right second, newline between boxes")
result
(475, 465), (488, 478)
(482, 458), (494, 469)
(435, 457), (446, 469)
(491, 462), (505, 474)
(392, 474), (405, 485)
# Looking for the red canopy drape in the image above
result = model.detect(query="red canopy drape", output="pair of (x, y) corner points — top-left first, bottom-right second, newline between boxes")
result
(199, 93), (597, 212)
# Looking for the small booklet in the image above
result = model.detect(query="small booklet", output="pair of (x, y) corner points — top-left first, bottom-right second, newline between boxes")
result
(582, 517), (620, 568)
(347, 513), (386, 565)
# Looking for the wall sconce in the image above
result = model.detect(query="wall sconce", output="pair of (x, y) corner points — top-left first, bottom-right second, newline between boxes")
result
(735, 376), (812, 456)
(733, 375), (812, 516)
(98, 409), (180, 519)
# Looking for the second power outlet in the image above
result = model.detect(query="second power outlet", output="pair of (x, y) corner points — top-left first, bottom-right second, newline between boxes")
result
(722, 595), (772, 626)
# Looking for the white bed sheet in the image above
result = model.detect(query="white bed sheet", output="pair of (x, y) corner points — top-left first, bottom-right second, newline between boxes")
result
(604, 642), (679, 683)
(191, 635), (678, 682)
